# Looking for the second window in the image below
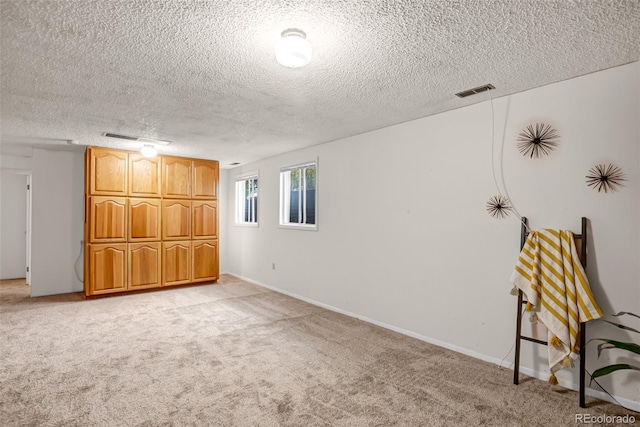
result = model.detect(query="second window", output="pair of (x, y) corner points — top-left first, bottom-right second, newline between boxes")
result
(279, 161), (317, 229)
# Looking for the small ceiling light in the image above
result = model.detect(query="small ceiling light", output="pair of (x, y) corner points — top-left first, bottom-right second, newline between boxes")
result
(140, 144), (157, 158)
(275, 28), (311, 68)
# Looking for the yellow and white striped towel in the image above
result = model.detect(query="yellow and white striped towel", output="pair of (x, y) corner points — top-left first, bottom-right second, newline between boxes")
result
(510, 229), (602, 379)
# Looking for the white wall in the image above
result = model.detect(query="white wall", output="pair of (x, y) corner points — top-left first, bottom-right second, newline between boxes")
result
(225, 62), (639, 407)
(1, 149), (85, 296)
(30, 149), (85, 296)
(0, 170), (27, 279)
(219, 169), (229, 274)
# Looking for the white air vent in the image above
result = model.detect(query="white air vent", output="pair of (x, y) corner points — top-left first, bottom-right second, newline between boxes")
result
(103, 132), (171, 146)
(455, 84), (495, 98)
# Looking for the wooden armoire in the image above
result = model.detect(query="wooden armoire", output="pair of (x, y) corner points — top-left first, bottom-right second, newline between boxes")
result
(84, 146), (219, 296)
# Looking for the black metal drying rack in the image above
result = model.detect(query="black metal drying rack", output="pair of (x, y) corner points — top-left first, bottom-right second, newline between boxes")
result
(513, 217), (588, 408)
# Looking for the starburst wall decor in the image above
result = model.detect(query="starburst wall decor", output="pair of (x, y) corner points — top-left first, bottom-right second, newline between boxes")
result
(586, 163), (626, 193)
(486, 195), (512, 219)
(517, 123), (559, 158)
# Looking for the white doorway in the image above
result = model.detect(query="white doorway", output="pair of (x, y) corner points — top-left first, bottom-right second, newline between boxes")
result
(1, 168), (31, 288)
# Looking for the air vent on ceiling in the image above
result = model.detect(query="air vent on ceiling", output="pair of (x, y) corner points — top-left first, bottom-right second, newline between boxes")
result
(229, 162), (241, 166)
(455, 84), (495, 98)
(103, 132), (171, 146)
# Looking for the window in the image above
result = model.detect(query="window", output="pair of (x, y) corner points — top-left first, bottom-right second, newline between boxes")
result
(235, 173), (258, 226)
(279, 161), (317, 230)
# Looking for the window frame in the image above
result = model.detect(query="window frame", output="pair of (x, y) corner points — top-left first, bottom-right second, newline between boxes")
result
(234, 171), (259, 227)
(278, 160), (318, 231)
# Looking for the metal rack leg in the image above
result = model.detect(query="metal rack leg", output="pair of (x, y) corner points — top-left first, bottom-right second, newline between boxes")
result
(514, 290), (523, 385)
(580, 322), (586, 408)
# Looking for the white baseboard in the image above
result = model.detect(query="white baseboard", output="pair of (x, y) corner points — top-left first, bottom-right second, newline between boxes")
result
(228, 273), (640, 413)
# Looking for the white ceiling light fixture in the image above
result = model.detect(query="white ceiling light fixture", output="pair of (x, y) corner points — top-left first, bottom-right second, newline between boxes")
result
(140, 144), (158, 158)
(275, 28), (311, 68)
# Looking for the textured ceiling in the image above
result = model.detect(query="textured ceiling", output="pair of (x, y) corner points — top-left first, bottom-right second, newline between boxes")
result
(1, 0), (639, 167)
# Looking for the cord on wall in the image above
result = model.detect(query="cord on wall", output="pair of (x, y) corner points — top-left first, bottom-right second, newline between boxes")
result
(486, 87), (530, 233)
(74, 240), (84, 283)
(498, 306), (526, 369)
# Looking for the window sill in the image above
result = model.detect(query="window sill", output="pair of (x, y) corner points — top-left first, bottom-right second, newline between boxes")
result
(278, 224), (318, 231)
(235, 222), (259, 228)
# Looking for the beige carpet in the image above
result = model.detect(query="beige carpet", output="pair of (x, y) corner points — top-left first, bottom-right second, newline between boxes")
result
(0, 275), (635, 426)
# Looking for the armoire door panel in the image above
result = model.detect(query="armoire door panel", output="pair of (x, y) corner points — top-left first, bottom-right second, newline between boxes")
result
(128, 242), (161, 290)
(192, 160), (218, 199)
(162, 200), (191, 240)
(163, 241), (191, 286)
(192, 240), (218, 282)
(90, 148), (128, 195)
(88, 243), (127, 295)
(192, 200), (217, 239)
(90, 197), (127, 242)
(129, 154), (161, 197)
(129, 198), (161, 241)
(162, 157), (191, 198)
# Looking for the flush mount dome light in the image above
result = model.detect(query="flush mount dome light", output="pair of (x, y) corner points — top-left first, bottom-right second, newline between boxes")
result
(275, 28), (311, 68)
(140, 144), (157, 158)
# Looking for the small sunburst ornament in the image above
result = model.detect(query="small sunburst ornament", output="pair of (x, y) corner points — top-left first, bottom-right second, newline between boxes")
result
(586, 163), (626, 193)
(517, 123), (559, 158)
(486, 195), (512, 219)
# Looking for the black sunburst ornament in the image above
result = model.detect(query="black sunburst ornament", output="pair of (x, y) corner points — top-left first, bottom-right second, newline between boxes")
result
(517, 123), (559, 158)
(586, 163), (626, 193)
(486, 195), (512, 219)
